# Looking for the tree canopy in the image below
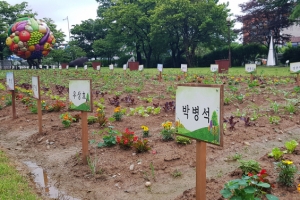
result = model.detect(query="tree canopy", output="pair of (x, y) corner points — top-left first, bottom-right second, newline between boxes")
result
(236, 0), (295, 46)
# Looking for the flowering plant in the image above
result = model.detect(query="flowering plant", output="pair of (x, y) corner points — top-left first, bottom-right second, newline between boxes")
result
(52, 100), (66, 112)
(141, 125), (149, 137)
(276, 160), (298, 187)
(133, 138), (151, 153)
(59, 112), (75, 128)
(116, 128), (138, 149)
(112, 106), (123, 121)
(161, 121), (175, 141)
(95, 107), (107, 127)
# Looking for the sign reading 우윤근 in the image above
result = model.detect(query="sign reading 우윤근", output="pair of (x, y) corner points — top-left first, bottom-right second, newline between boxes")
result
(6, 72), (14, 90)
(69, 80), (93, 112)
(176, 84), (223, 146)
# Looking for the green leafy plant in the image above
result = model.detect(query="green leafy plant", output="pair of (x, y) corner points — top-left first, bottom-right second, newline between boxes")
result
(97, 126), (119, 148)
(269, 101), (280, 114)
(227, 153), (242, 161)
(238, 159), (261, 175)
(284, 102), (296, 114)
(268, 147), (284, 161)
(87, 116), (97, 124)
(4, 95), (12, 106)
(171, 169), (182, 178)
(220, 171), (278, 200)
(95, 108), (108, 127)
(175, 136), (191, 145)
(276, 160), (298, 187)
(269, 116), (280, 124)
(285, 140), (298, 153)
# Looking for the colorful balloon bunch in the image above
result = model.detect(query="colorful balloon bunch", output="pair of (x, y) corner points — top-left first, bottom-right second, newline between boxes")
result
(5, 17), (56, 60)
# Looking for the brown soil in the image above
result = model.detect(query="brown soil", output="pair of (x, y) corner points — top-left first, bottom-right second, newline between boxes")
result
(0, 73), (300, 200)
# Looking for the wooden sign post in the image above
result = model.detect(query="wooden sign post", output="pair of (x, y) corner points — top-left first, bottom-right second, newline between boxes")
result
(69, 80), (93, 165)
(157, 64), (163, 81)
(245, 64), (256, 81)
(290, 62), (300, 87)
(176, 84), (224, 200)
(210, 64), (218, 83)
(181, 64), (188, 78)
(32, 76), (42, 134)
(6, 72), (16, 119)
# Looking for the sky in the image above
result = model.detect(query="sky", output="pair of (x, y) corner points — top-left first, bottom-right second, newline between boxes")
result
(9, 0), (247, 42)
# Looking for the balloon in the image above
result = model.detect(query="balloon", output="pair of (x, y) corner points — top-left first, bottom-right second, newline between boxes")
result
(6, 17), (55, 60)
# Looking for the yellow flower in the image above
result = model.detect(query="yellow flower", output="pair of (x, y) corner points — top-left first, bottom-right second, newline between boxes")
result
(297, 184), (300, 192)
(97, 107), (101, 112)
(141, 125), (149, 131)
(282, 160), (293, 165)
(41, 100), (45, 103)
(114, 106), (120, 113)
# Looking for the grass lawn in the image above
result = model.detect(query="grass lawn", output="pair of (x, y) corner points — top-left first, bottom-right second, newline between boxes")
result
(0, 150), (40, 200)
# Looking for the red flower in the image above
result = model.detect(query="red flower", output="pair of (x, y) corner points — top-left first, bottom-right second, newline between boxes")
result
(133, 136), (138, 142)
(116, 136), (120, 143)
(124, 139), (128, 145)
(248, 172), (253, 177)
(259, 169), (267, 175)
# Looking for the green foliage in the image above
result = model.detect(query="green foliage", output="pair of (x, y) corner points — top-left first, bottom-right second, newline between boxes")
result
(175, 136), (191, 145)
(87, 116), (98, 124)
(276, 160), (298, 187)
(97, 126), (119, 148)
(285, 140), (298, 154)
(268, 147), (284, 161)
(220, 174), (278, 200)
(171, 169), (182, 178)
(269, 116), (280, 124)
(281, 46), (300, 64)
(238, 160), (261, 175)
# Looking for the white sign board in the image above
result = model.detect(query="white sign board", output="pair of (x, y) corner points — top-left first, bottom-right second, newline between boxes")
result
(139, 65), (144, 71)
(123, 64), (127, 70)
(46, 66), (49, 69)
(290, 62), (300, 73)
(245, 64), (256, 73)
(181, 64), (188, 72)
(176, 85), (223, 146)
(96, 65), (100, 70)
(157, 64), (163, 72)
(6, 72), (14, 90)
(32, 76), (40, 99)
(69, 80), (92, 112)
(109, 64), (114, 70)
(59, 65), (62, 70)
(66, 65), (69, 69)
(210, 64), (218, 73)
(75, 65), (78, 70)
(84, 65), (87, 70)
(53, 66), (56, 69)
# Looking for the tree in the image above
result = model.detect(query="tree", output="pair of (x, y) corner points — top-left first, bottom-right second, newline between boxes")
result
(236, 0), (295, 47)
(151, 0), (230, 67)
(102, 0), (156, 67)
(0, 1), (36, 60)
(71, 19), (107, 59)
